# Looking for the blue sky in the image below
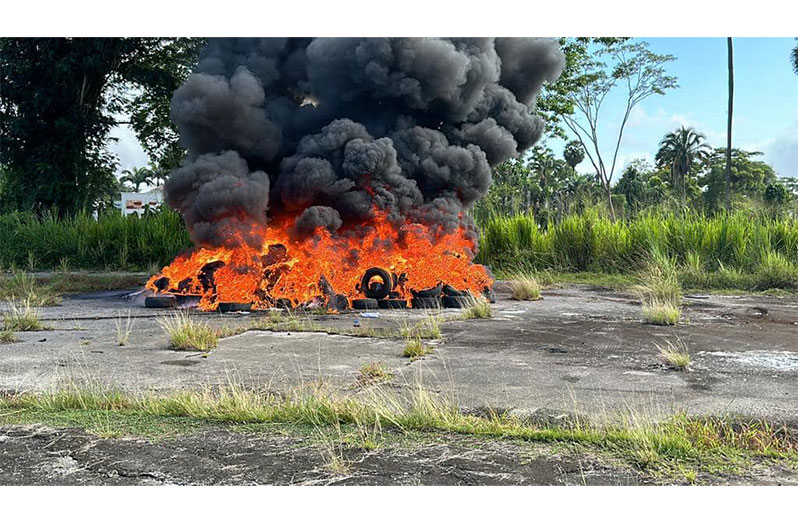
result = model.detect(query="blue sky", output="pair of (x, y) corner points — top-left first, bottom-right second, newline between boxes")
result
(110, 37), (798, 180)
(546, 37), (798, 179)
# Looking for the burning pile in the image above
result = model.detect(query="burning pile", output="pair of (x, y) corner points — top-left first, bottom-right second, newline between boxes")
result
(147, 38), (564, 310)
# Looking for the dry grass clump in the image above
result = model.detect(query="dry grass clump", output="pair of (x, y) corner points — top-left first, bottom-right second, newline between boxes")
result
(0, 271), (62, 307)
(461, 296), (492, 319)
(356, 362), (395, 386)
(657, 340), (691, 370)
(509, 273), (542, 301)
(403, 337), (434, 361)
(634, 254), (682, 325)
(157, 310), (218, 352)
(115, 312), (135, 346)
(2, 299), (46, 331)
(0, 328), (17, 343)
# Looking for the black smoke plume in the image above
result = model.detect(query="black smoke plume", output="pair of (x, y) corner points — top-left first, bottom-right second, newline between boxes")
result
(166, 38), (565, 248)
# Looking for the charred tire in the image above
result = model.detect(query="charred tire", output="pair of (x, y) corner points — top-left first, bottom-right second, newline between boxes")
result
(483, 287), (496, 304)
(378, 299), (408, 309)
(327, 294), (350, 311)
(443, 295), (472, 308)
(274, 298), (293, 310)
(352, 298), (379, 310)
(145, 295), (177, 309)
(217, 302), (252, 313)
(360, 267), (393, 300)
(442, 284), (469, 297)
(411, 297), (441, 309)
(411, 283), (443, 299)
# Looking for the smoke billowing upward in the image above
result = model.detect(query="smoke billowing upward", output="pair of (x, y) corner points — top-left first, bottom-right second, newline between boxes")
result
(165, 38), (565, 249)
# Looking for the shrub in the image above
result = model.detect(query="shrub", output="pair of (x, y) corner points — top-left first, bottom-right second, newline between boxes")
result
(509, 273), (542, 301)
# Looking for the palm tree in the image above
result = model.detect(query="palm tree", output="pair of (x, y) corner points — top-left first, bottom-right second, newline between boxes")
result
(148, 162), (169, 187)
(120, 167), (153, 192)
(655, 126), (712, 208)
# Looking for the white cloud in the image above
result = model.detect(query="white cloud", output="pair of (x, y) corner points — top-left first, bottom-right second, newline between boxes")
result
(108, 124), (150, 175)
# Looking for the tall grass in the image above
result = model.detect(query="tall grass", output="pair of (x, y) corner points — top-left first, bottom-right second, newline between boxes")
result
(477, 209), (798, 290)
(0, 209), (190, 272)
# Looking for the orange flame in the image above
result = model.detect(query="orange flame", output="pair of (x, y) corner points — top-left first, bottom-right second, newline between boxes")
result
(147, 208), (492, 310)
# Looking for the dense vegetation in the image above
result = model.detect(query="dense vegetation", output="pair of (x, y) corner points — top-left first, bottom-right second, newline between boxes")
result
(0, 209), (190, 272)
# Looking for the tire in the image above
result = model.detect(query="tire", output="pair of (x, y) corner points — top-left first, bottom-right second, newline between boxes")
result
(217, 302), (252, 313)
(273, 298), (293, 310)
(352, 298), (379, 310)
(442, 284), (469, 297)
(411, 283), (443, 299)
(145, 295), (177, 309)
(443, 295), (471, 308)
(378, 299), (408, 309)
(411, 297), (441, 309)
(327, 294), (350, 311)
(360, 267), (393, 299)
(483, 287), (496, 304)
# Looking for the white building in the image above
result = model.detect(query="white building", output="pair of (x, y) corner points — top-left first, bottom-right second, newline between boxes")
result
(119, 188), (164, 217)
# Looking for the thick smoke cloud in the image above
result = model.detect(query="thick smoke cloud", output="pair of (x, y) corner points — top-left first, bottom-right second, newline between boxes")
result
(165, 38), (564, 247)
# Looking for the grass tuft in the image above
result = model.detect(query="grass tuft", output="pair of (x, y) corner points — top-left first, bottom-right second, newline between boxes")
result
(403, 337), (434, 361)
(509, 272), (542, 301)
(115, 312), (135, 346)
(2, 299), (46, 331)
(461, 296), (492, 319)
(0, 271), (62, 307)
(156, 310), (218, 352)
(635, 255), (682, 325)
(643, 300), (682, 326)
(0, 328), (17, 343)
(356, 362), (395, 386)
(658, 340), (691, 370)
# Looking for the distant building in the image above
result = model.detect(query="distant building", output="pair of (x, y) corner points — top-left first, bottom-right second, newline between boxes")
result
(119, 188), (164, 217)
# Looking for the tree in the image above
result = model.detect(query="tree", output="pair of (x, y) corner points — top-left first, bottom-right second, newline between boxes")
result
(655, 126), (712, 208)
(535, 38), (629, 140)
(0, 38), (202, 215)
(120, 167), (154, 192)
(613, 159), (666, 215)
(700, 148), (778, 210)
(560, 40), (678, 219)
(563, 140), (585, 169)
(725, 38), (734, 211)
(792, 39), (798, 75)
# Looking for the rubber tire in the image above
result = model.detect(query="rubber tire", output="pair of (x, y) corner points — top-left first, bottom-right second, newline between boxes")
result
(443, 295), (471, 308)
(360, 267), (393, 300)
(327, 294), (349, 311)
(443, 284), (469, 297)
(411, 283), (443, 299)
(352, 298), (379, 310)
(145, 295), (177, 309)
(273, 298), (293, 310)
(483, 287), (496, 304)
(378, 299), (408, 309)
(411, 297), (441, 309)
(217, 302), (252, 313)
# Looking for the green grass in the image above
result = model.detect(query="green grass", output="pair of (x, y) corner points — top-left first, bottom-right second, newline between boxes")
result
(508, 272), (542, 301)
(0, 271), (62, 306)
(477, 210), (798, 292)
(403, 337), (434, 360)
(460, 296), (493, 319)
(658, 340), (691, 370)
(157, 310), (219, 352)
(2, 299), (47, 331)
(1, 384), (796, 480)
(642, 300), (682, 326)
(0, 328), (17, 343)
(356, 362), (395, 386)
(0, 209), (190, 272)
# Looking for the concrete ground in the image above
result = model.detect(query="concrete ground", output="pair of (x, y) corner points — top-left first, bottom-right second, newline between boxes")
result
(2, 282), (798, 485)
(1, 283), (797, 422)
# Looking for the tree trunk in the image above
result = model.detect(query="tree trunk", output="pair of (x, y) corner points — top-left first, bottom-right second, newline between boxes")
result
(605, 181), (616, 221)
(725, 37), (734, 212)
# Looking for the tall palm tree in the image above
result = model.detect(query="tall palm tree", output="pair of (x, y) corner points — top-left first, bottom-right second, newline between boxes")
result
(655, 126), (712, 208)
(120, 167), (153, 192)
(147, 162), (169, 187)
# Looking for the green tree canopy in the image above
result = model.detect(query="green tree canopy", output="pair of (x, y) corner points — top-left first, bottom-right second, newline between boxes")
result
(655, 126), (712, 207)
(700, 148), (778, 210)
(0, 37), (201, 215)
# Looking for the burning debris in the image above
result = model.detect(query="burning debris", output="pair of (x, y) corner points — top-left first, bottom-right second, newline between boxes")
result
(147, 38), (565, 310)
